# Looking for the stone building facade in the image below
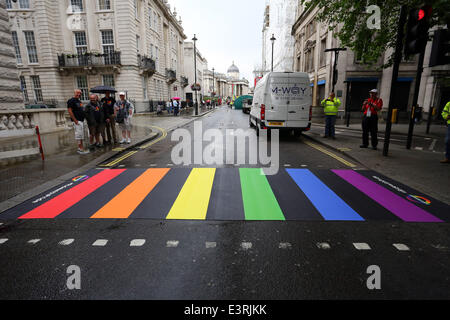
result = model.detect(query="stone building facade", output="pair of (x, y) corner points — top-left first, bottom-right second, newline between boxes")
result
(292, 2), (450, 118)
(183, 40), (207, 104)
(6, 0), (188, 113)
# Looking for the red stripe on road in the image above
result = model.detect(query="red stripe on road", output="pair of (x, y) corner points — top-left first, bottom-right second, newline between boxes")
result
(19, 169), (126, 219)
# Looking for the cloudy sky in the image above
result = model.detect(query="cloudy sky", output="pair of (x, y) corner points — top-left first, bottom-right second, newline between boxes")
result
(169, 0), (265, 85)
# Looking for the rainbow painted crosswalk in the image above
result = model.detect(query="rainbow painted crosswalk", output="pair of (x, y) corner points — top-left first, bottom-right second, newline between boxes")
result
(1, 168), (448, 222)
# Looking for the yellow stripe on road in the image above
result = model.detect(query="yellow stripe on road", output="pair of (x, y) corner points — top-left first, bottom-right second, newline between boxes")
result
(166, 168), (216, 220)
(103, 151), (139, 167)
(139, 126), (167, 149)
(303, 140), (357, 168)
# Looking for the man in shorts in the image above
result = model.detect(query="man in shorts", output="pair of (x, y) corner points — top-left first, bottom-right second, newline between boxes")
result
(67, 89), (89, 154)
(114, 92), (134, 144)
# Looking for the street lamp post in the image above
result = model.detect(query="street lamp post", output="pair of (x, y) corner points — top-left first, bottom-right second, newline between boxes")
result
(270, 34), (276, 72)
(212, 67), (215, 107)
(193, 34), (198, 116)
(324, 48), (347, 93)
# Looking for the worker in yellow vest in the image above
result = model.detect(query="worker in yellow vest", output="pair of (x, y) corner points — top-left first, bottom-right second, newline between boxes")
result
(321, 92), (341, 139)
(441, 101), (450, 164)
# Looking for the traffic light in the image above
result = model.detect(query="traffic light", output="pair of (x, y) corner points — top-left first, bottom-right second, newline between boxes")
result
(404, 5), (432, 56)
(429, 28), (450, 67)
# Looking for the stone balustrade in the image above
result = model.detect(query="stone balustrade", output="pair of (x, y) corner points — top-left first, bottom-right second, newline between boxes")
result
(0, 109), (69, 138)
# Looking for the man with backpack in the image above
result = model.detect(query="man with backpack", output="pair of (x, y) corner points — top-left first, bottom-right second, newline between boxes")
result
(114, 92), (134, 144)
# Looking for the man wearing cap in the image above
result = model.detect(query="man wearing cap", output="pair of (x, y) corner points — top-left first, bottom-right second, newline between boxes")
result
(361, 89), (383, 150)
(114, 92), (134, 144)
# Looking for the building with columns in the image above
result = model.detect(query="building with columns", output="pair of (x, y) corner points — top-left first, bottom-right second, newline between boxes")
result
(226, 62), (249, 98)
(183, 40), (207, 104)
(5, 0), (188, 113)
(291, 2), (450, 119)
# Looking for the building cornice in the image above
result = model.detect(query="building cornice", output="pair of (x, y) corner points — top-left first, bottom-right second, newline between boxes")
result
(154, 0), (186, 39)
(292, 4), (316, 35)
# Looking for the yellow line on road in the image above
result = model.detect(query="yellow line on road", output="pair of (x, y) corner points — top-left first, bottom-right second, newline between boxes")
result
(139, 126), (167, 149)
(303, 140), (357, 168)
(103, 151), (139, 167)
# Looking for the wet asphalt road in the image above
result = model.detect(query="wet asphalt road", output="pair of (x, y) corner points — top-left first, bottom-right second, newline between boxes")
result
(0, 106), (449, 300)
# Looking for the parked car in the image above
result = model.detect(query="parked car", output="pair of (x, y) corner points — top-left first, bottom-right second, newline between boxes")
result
(250, 72), (312, 137)
(25, 104), (55, 109)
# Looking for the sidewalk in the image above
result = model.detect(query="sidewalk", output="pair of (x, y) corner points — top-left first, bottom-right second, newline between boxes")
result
(0, 107), (216, 211)
(304, 122), (450, 205)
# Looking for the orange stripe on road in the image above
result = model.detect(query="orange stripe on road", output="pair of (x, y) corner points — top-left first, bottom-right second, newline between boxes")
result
(91, 168), (170, 219)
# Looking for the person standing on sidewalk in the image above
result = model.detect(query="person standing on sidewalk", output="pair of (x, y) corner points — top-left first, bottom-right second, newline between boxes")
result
(441, 101), (450, 164)
(115, 92), (134, 144)
(173, 99), (179, 116)
(321, 92), (341, 139)
(67, 89), (89, 155)
(361, 89), (383, 150)
(101, 92), (117, 145)
(85, 94), (106, 148)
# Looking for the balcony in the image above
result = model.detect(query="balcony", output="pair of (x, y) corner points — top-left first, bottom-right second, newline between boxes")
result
(138, 55), (156, 75)
(180, 76), (189, 88)
(166, 69), (177, 84)
(57, 52), (121, 71)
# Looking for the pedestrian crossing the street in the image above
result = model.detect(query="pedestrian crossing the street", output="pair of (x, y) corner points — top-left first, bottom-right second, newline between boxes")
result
(0, 168), (448, 222)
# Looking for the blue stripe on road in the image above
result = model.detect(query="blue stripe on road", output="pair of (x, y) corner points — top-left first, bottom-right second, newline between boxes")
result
(286, 169), (364, 221)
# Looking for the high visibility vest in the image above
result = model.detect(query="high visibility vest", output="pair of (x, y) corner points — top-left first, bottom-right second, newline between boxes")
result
(321, 98), (341, 116)
(442, 101), (450, 125)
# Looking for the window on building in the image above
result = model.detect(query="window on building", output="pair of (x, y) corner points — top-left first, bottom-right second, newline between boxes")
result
(100, 30), (114, 64)
(71, 0), (83, 12)
(98, 0), (111, 10)
(24, 31), (38, 63)
(11, 31), (22, 64)
(134, 0), (138, 18)
(320, 38), (327, 67)
(74, 31), (87, 55)
(31, 75), (43, 102)
(20, 76), (29, 102)
(6, 0), (13, 9)
(148, 7), (152, 28)
(19, 0), (30, 9)
(103, 74), (115, 87)
(142, 76), (148, 100)
(76, 75), (89, 101)
(136, 35), (140, 54)
(155, 46), (159, 70)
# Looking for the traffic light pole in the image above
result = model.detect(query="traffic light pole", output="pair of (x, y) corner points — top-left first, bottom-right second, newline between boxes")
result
(383, 5), (407, 157)
(406, 49), (425, 149)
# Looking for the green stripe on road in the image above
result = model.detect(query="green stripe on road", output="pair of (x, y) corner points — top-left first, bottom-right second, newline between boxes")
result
(239, 168), (286, 221)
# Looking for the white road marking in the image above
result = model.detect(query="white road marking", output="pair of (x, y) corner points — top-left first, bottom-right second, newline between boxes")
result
(92, 240), (108, 247)
(206, 242), (217, 249)
(279, 242), (292, 249)
(415, 147), (423, 151)
(130, 239), (146, 247)
(317, 242), (331, 250)
(284, 164), (292, 167)
(241, 242), (253, 250)
(0, 223), (3, 226)
(166, 240), (179, 248)
(353, 243), (371, 250)
(27, 239), (41, 245)
(167, 164), (174, 167)
(58, 239), (74, 246)
(393, 243), (410, 251)
(150, 164), (157, 167)
(0, 239), (8, 244)
(429, 139), (437, 151)
(301, 165), (308, 167)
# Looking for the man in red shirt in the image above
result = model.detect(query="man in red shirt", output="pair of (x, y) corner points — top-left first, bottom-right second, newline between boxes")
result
(361, 89), (383, 150)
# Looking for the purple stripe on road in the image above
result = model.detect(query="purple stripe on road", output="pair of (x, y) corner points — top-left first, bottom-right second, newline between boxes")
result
(332, 170), (443, 223)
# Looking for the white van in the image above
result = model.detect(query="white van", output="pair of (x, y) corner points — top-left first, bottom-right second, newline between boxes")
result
(249, 72), (312, 136)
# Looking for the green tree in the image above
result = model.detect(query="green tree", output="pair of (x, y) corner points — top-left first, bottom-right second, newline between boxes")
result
(300, 0), (450, 68)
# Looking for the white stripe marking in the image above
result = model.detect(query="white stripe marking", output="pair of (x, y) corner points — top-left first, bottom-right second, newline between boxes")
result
(393, 244), (410, 251)
(317, 242), (331, 250)
(429, 139), (437, 151)
(353, 243), (371, 250)
(166, 240), (179, 248)
(241, 242), (253, 250)
(206, 242), (217, 249)
(415, 147), (423, 151)
(0, 239), (8, 244)
(27, 239), (41, 245)
(58, 239), (74, 246)
(92, 240), (108, 247)
(130, 239), (146, 247)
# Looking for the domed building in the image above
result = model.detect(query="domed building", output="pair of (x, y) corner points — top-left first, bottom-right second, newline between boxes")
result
(226, 61), (249, 98)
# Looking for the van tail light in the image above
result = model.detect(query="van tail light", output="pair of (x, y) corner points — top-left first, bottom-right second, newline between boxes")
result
(261, 104), (266, 121)
(309, 105), (312, 121)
